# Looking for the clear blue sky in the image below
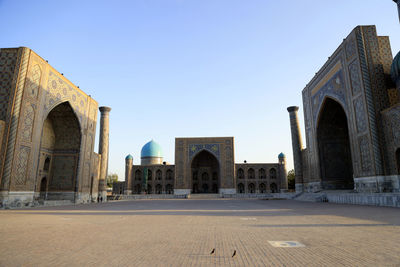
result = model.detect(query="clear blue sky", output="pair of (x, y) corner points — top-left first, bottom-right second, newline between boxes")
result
(1, 1), (399, 180)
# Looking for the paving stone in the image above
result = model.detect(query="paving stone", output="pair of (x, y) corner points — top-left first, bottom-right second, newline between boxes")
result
(0, 199), (399, 266)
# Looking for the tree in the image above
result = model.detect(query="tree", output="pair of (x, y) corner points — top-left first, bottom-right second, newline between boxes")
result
(287, 169), (295, 190)
(107, 173), (118, 188)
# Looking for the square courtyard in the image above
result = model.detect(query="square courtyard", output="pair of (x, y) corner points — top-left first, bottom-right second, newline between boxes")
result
(0, 199), (399, 266)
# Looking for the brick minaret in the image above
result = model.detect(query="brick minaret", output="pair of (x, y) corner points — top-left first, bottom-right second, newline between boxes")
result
(125, 155), (133, 195)
(278, 153), (288, 191)
(287, 106), (304, 192)
(98, 106), (111, 201)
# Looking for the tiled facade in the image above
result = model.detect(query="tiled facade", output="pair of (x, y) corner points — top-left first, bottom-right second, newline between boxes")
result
(0, 47), (109, 207)
(289, 26), (400, 193)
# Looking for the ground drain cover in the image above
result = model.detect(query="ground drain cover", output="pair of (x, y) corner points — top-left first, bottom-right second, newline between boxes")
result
(268, 241), (305, 247)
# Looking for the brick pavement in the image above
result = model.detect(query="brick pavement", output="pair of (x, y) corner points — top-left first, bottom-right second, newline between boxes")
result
(0, 199), (399, 266)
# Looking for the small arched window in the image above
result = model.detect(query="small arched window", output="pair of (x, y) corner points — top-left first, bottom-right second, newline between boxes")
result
(259, 168), (266, 179)
(237, 168), (244, 179)
(248, 168), (255, 179)
(155, 184), (162, 194)
(166, 184), (173, 194)
(248, 183), (255, 193)
(259, 183), (266, 193)
(148, 170), (152, 180)
(156, 169), (162, 180)
(270, 183), (278, 193)
(43, 157), (51, 171)
(238, 183), (245, 193)
(166, 169), (173, 180)
(269, 168), (277, 179)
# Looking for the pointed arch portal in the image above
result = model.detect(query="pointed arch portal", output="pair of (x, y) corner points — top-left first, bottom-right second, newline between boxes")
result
(317, 98), (353, 189)
(36, 102), (82, 200)
(191, 150), (220, 193)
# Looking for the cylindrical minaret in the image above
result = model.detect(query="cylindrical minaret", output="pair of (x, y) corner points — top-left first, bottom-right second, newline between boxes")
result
(287, 106), (304, 192)
(125, 154), (133, 195)
(278, 153), (288, 191)
(98, 106), (111, 201)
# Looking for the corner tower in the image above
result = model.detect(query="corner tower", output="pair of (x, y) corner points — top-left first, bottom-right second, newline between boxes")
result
(125, 154), (133, 195)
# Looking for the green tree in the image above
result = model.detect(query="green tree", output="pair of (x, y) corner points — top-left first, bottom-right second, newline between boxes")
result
(287, 169), (295, 190)
(107, 173), (118, 188)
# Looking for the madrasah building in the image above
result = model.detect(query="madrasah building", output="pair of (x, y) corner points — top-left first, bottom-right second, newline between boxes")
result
(0, 47), (111, 208)
(122, 137), (288, 195)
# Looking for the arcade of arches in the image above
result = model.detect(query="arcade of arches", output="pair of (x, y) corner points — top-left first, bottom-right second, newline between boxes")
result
(130, 167), (175, 194)
(236, 165), (279, 193)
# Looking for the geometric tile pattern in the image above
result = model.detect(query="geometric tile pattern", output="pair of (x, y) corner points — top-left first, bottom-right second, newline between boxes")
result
(359, 135), (372, 174)
(45, 70), (87, 124)
(348, 60), (362, 96)
(0, 49), (18, 120)
(21, 102), (35, 141)
(345, 39), (357, 60)
(188, 144), (220, 160)
(312, 69), (346, 121)
(25, 64), (41, 99)
(14, 146), (30, 185)
(353, 96), (367, 133)
(49, 155), (76, 190)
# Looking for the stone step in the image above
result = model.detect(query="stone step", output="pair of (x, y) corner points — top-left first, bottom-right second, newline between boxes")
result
(42, 200), (74, 207)
(188, 194), (220, 199)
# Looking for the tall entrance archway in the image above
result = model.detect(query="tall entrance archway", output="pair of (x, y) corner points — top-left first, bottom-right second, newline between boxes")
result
(317, 98), (353, 189)
(191, 150), (220, 193)
(36, 102), (82, 200)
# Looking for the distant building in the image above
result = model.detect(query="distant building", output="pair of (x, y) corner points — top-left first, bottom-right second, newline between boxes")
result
(125, 138), (287, 194)
(112, 181), (125, 195)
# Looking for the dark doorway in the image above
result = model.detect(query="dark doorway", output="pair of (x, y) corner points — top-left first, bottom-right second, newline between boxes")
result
(238, 183), (244, 193)
(270, 183), (278, 193)
(191, 150), (220, 193)
(40, 177), (47, 200)
(317, 98), (353, 189)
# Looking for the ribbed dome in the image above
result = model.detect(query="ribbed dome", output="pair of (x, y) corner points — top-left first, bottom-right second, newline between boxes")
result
(278, 152), (285, 158)
(391, 51), (400, 83)
(125, 154), (133, 160)
(141, 140), (163, 158)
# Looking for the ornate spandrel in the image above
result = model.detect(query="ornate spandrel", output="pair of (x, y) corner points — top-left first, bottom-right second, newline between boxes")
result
(312, 70), (347, 122)
(188, 144), (220, 160)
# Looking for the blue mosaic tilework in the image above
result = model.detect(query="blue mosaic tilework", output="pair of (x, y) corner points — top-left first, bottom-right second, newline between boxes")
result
(189, 143), (220, 160)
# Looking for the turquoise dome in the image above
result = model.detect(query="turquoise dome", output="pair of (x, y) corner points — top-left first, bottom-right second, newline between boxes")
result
(278, 152), (285, 158)
(391, 51), (400, 83)
(125, 154), (133, 160)
(141, 140), (163, 158)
